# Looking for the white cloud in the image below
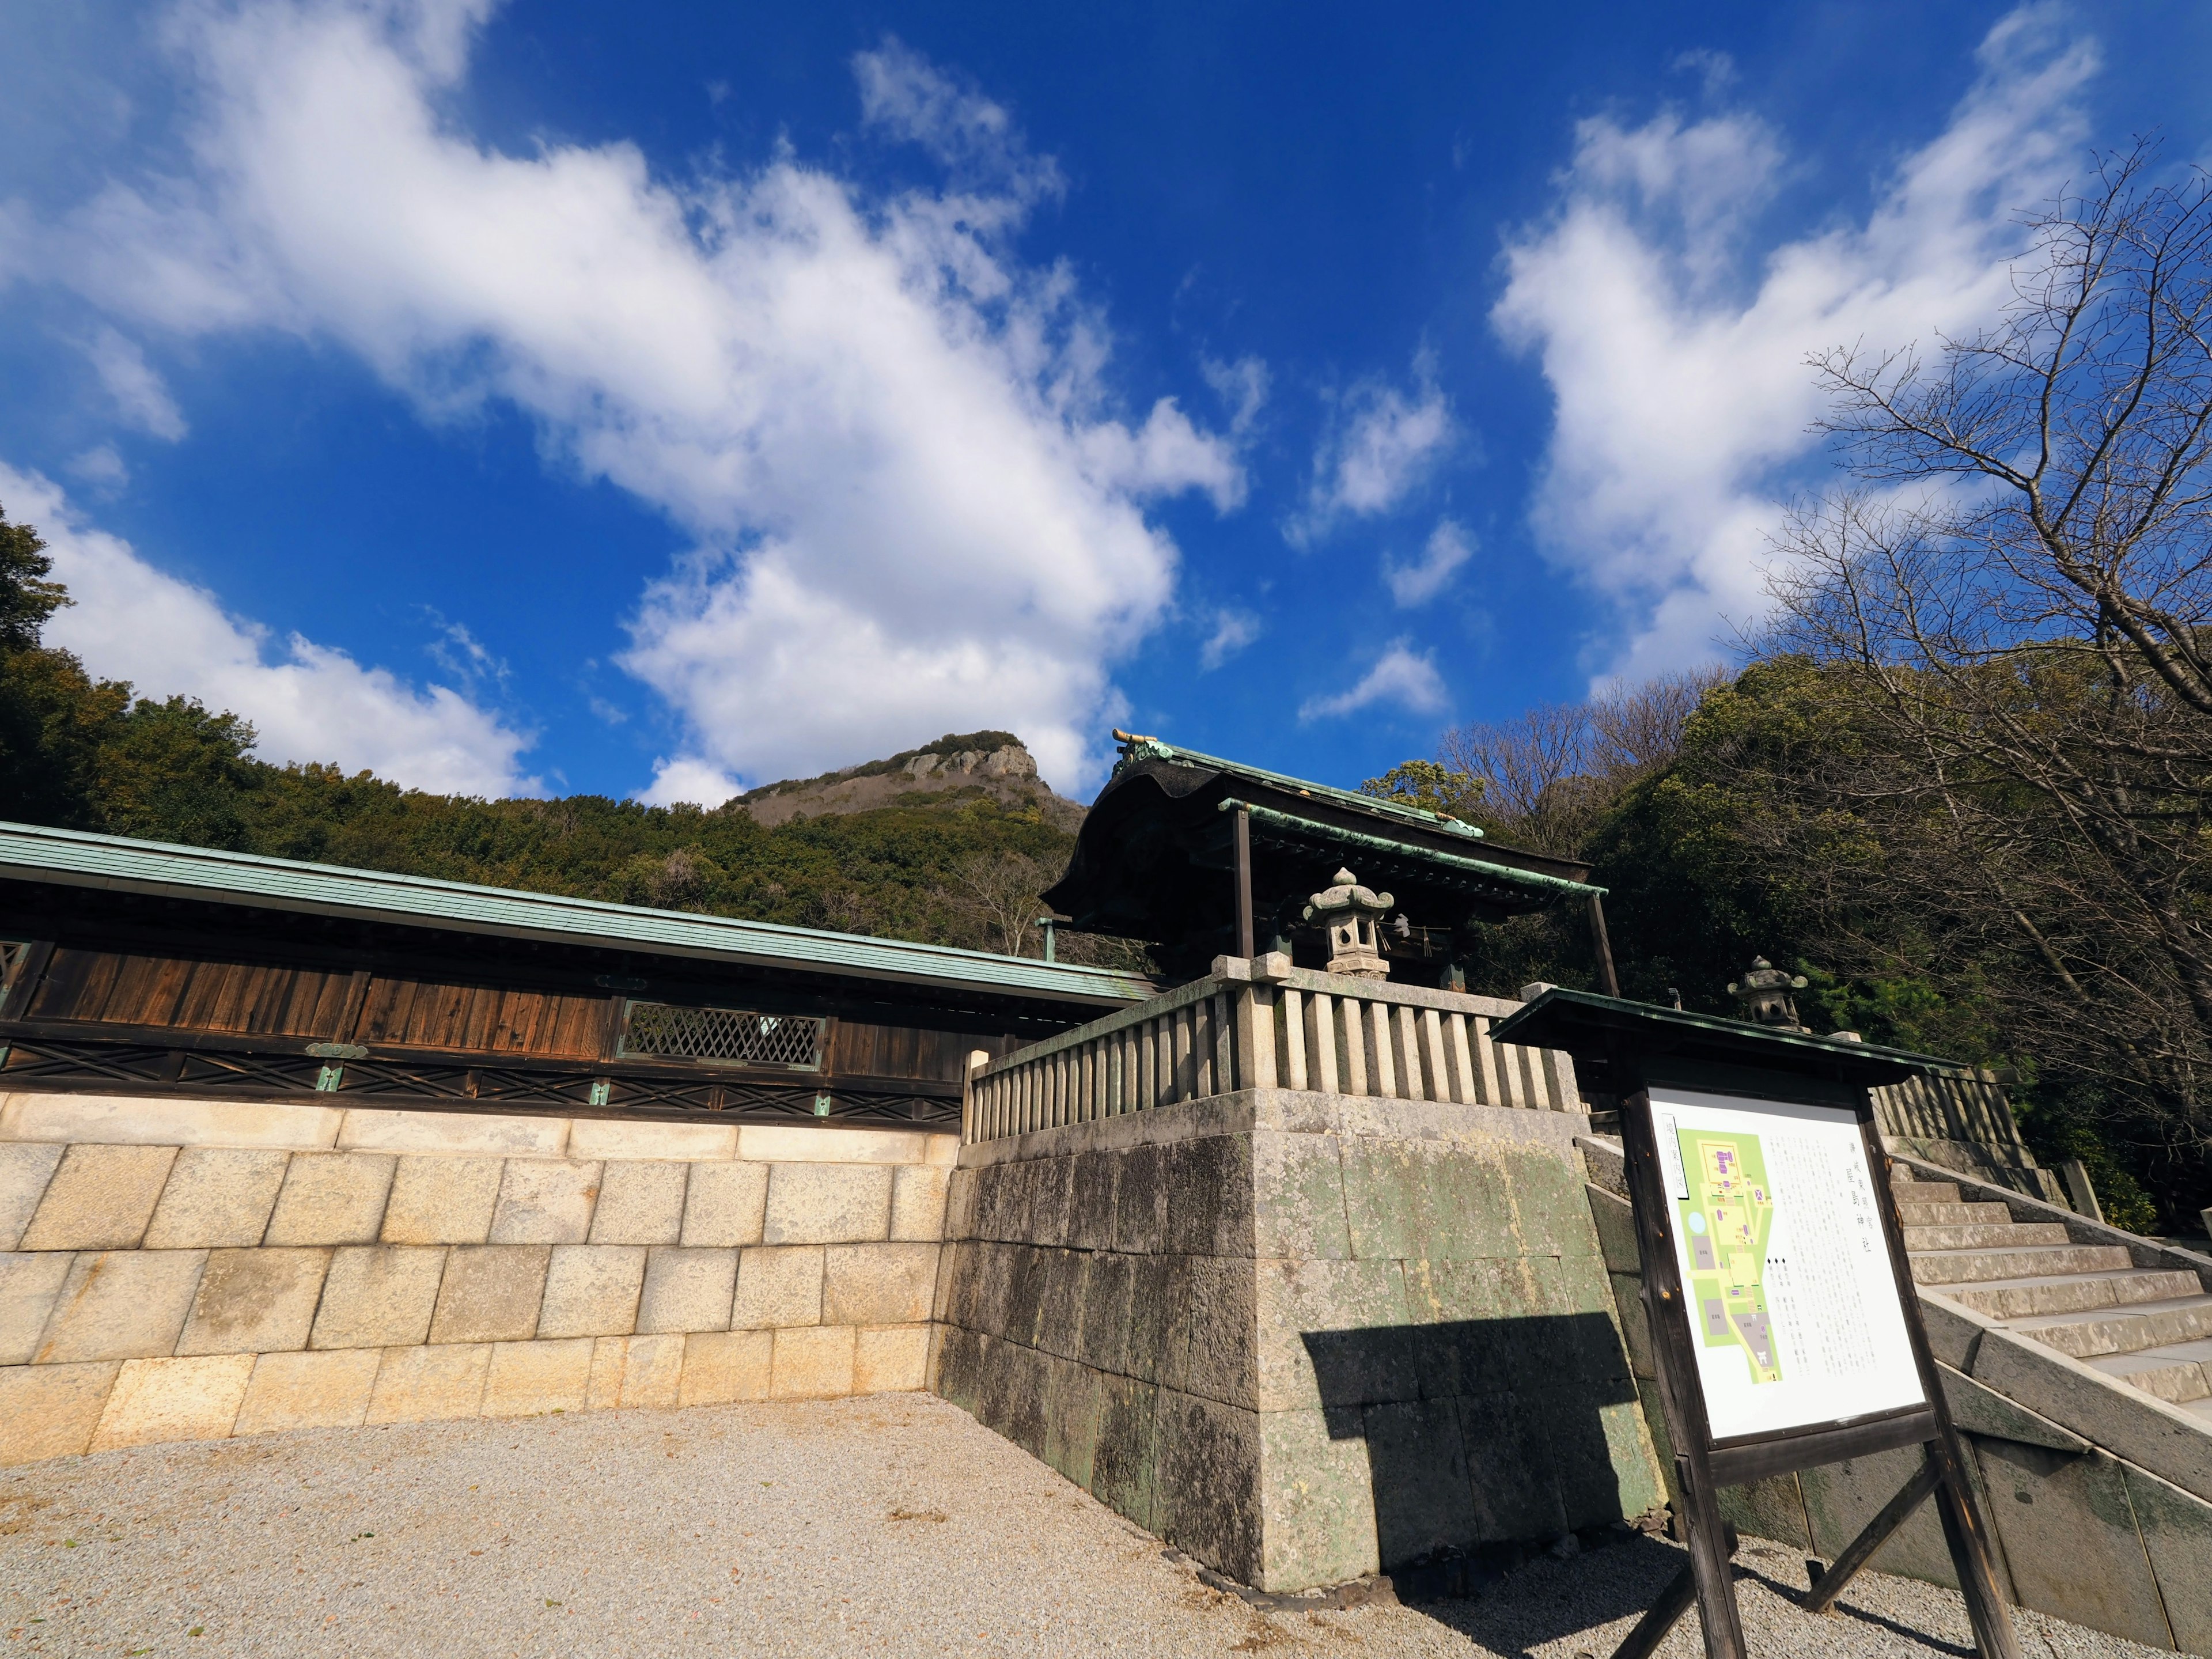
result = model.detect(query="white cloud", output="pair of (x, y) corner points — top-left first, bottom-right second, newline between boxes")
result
(1290, 356), (1454, 544)
(1200, 354), (1270, 438)
(639, 755), (740, 810)
(84, 325), (187, 440)
(1493, 7), (2097, 681)
(1382, 517), (1474, 607)
(1298, 639), (1448, 721)
(66, 445), (128, 487)
(3, 3), (1243, 798)
(2, 464), (537, 796)
(1198, 607), (1261, 671)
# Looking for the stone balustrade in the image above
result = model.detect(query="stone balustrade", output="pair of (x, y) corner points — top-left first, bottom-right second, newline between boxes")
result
(961, 956), (1579, 1143)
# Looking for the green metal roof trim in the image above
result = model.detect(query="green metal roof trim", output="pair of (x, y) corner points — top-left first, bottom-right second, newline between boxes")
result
(0, 820), (1153, 1007)
(1216, 800), (1602, 898)
(1113, 736), (1484, 840)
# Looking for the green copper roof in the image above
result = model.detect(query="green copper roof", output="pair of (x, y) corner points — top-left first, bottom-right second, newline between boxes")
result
(0, 820), (1152, 1009)
(1113, 736), (1485, 840)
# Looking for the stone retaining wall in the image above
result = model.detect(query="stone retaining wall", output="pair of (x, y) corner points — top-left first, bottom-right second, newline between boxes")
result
(930, 1088), (1664, 1593)
(0, 1093), (952, 1465)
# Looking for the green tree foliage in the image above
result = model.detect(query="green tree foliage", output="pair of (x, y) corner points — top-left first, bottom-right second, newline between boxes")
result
(1357, 759), (1483, 820)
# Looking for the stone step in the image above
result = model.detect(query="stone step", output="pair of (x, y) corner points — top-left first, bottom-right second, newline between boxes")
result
(1895, 1200), (2013, 1228)
(1893, 1179), (1961, 1205)
(1910, 1243), (2134, 1285)
(1938, 1268), (2206, 1320)
(2086, 1341), (2212, 1405)
(1903, 1221), (2073, 1251)
(2185, 1398), (2212, 1428)
(2011, 1297), (2212, 1361)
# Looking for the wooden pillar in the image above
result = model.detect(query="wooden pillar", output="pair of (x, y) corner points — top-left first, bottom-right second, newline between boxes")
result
(1232, 805), (1255, 960)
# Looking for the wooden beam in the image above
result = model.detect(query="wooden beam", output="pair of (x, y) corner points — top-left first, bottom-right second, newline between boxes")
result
(1233, 805), (1255, 960)
(1804, 1449), (1940, 1615)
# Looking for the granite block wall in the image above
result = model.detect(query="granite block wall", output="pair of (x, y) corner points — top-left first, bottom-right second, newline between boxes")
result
(930, 1089), (1664, 1593)
(0, 1092), (953, 1465)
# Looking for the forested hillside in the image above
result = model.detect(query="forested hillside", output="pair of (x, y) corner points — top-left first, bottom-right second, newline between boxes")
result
(0, 510), (1093, 962)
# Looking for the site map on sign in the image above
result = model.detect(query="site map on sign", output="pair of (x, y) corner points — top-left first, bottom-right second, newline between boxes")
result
(1675, 1130), (1782, 1384)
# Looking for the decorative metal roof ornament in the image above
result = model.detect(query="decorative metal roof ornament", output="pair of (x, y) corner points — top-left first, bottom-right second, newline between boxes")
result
(1728, 955), (1808, 1031)
(1303, 867), (1395, 980)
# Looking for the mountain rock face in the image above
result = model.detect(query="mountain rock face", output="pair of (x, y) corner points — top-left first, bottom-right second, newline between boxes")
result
(736, 732), (1087, 830)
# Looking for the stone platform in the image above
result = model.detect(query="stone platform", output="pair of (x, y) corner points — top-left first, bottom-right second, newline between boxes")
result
(929, 1085), (1664, 1592)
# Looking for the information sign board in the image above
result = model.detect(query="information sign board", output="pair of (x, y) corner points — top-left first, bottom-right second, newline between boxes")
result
(1650, 1088), (1925, 1442)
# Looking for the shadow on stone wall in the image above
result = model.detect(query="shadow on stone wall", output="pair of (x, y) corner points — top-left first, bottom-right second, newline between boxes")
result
(1302, 1313), (1649, 1574)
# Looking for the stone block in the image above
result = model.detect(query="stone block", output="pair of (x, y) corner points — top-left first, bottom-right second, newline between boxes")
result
(1800, 1443), (1963, 1590)
(1610, 1272), (1653, 1380)
(1074, 1250), (1136, 1375)
(1120, 1253), (1190, 1387)
(365, 1343), (491, 1423)
(1424, 1144), (1525, 1262)
(637, 1247), (738, 1334)
(1979, 1442), (2169, 1645)
(1023, 1158), (1077, 1247)
(889, 1164), (950, 1241)
(1178, 1256), (1257, 1408)
(1716, 1473), (1813, 1554)
(2123, 1462), (2212, 1656)
(732, 1246), (824, 1328)
(586, 1334), (684, 1410)
(854, 1324), (929, 1393)
(1092, 1372), (1160, 1533)
(381, 1156), (504, 1244)
(1584, 1183), (1639, 1274)
(90, 1354), (253, 1449)
(537, 1245), (646, 1338)
(1336, 1139), (1429, 1263)
(1033, 1248), (1090, 1361)
(591, 1162), (689, 1245)
(922, 1132), (958, 1166)
(233, 1349), (380, 1435)
(1497, 1145), (1598, 1257)
(821, 1243), (937, 1328)
(932, 1324), (986, 1414)
(1111, 1143), (1168, 1254)
(1155, 1388), (1263, 1585)
(1257, 1258), (1410, 1412)
(1251, 1132), (1351, 1261)
(429, 1245), (551, 1344)
(0, 1144), (63, 1249)
(1039, 1353), (1103, 1490)
(679, 1330), (772, 1406)
(771, 1325), (857, 1399)
(566, 1120), (736, 1162)
(1592, 1397), (1665, 1524)
(1256, 1407), (1381, 1592)
(263, 1152), (396, 1247)
(977, 1335), (1050, 1458)
(941, 1167), (979, 1241)
(738, 1125), (925, 1164)
(0, 1361), (118, 1465)
(176, 1248), (330, 1355)
(0, 1252), (73, 1365)
(1063, 1151), (1118, 1251)
(681, 1161), (768, 1247)
(339, 1109), (567, 1157)
(309, 1245), (446, 1350)
(0, 1094), (338, 1150)
(1165, 1135), (1255, 1257)
(1970, 1324), (2212, 1502)
(18, 1144), (179, 1251)
(482, 1338), (593, 1417)
(142, 1149), (291, 1249)
(1360, 1396), (1475, 1569)
(762, 1163), (893, 1245)
(1457, 1390), (1567, 1543)
(489, 1159), (603, 1244)
(37, 1249), (207, 1362)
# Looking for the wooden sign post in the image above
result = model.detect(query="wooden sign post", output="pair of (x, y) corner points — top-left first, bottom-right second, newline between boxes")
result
(1491, 990), (2020, 1659)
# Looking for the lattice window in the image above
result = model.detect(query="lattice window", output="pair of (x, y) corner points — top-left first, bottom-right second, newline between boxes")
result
(617, 1002), (825, 1070)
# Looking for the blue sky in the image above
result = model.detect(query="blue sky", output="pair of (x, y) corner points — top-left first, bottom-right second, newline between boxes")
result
(2, 1), (2207, 804)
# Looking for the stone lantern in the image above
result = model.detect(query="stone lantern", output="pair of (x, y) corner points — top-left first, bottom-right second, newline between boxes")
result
(1303, 868), (1394, 980)
(1728, 956), (1808, 1031)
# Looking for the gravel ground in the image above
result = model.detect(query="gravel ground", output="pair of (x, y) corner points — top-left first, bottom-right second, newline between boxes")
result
(0, 1393), (2168, 1658)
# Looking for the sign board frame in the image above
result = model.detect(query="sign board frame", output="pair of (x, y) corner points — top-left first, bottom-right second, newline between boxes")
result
(1492, 992), (2019, 1659)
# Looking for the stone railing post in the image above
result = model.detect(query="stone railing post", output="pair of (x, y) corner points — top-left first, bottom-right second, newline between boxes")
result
(961, 1049), (991, 1145)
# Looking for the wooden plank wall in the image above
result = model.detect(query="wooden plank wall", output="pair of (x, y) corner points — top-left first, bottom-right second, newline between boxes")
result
(20, 948), (1029, 1080)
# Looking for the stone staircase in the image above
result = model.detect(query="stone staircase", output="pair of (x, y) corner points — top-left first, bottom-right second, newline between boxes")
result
(1897, 1166), (2212, 1427)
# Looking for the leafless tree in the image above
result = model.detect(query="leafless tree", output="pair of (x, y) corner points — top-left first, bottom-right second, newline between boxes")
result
(1763, 143), (2212, 1174)
(1436, 668), (1727, 853)
(944, 850), (1056, 957)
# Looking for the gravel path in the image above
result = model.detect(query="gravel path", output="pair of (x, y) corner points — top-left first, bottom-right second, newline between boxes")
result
(0, 1393), (2165, 1658)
